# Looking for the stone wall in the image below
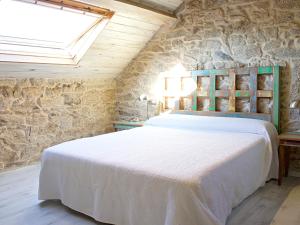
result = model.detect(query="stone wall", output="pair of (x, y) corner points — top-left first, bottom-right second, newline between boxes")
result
(116, 0), (300, 175)
(0, 78), (116, 170)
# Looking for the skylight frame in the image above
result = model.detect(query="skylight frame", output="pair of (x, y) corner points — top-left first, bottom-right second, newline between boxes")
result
(0, 0), (114, 65)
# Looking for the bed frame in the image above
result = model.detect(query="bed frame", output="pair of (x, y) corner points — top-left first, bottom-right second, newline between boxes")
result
(164, 66), (280, 131)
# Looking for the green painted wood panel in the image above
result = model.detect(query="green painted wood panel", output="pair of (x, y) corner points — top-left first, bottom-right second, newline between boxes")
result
(209, 74), (216, 111)
(191, 66), (274, 77)
(192, 69), (229, 76)
(192, 75), (198, 111)
(273, 65), (280, 132)
(114, 125), (138, 130)
(235, 90), (251, 97)
(258, 66), (273, 74)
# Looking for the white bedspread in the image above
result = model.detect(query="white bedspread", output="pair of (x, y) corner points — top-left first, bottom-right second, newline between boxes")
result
(39, 115), (278, 225)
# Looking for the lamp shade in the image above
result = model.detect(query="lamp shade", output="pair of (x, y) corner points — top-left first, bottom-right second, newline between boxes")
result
(139, 94), (148, 101)
(290, 100), (300, 109)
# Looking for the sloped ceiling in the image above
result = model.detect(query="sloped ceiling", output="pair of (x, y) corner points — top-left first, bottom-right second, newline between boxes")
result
(0, 0), (183, 78)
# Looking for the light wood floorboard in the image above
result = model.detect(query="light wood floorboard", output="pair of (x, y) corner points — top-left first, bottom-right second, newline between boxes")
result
(0, 164), (299, 225)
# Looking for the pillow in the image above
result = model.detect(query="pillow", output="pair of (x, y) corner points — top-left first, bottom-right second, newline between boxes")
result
(145, 113), (279, 179)
(146, 114), (274, 134)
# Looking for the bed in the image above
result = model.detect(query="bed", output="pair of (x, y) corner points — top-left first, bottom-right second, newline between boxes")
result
(39, 66), (280, 225)
(39, 114), (278, 225)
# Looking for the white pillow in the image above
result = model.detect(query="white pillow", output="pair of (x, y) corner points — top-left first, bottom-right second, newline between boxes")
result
(145, 113), (279, 179)
(146, 114), (276, 136)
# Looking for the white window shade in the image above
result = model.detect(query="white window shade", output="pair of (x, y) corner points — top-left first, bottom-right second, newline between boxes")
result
(0, 0), (113, 64)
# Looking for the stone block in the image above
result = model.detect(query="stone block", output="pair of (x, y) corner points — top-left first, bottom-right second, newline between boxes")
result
(232, 44), (262, 61)
(0, 86), (13, 97)
(263, 27), (279, 40)
(274, 48), (300, 58)
(166, 28), (187, 39)
(26, 112), (48, 127)
(204, 40), (222, 50)
(63, 94), (81, 106)
(0, 113), (26, 127)
(229, 34), (246, 47)
(21, 87), (42, 97)
(276, 11), (295, 24)
(274, 0), (300, 9)
(40, 96), (64, 108)
(186, 0), (202, 10)
(263, 40), (282, 51)
(204, 30), (223, 39)
(213, 51), (233, 61)
(16, 79), (31, 88)
(204, 0), (227, 9)
(0, 78), (16, 86)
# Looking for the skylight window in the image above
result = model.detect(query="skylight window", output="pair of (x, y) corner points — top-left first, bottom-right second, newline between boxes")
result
(0, 0), (114, 64)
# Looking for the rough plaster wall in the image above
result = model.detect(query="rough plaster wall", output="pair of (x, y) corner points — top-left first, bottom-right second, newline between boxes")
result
(0, 78), (116, 170)
(116, 0), (300, 175)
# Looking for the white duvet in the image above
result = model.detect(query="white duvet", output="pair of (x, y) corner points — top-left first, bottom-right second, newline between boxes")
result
(39, 114), (278, 225)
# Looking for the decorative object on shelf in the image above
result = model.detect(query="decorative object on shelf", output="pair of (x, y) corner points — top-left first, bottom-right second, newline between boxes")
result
(138, 94), (156, 119)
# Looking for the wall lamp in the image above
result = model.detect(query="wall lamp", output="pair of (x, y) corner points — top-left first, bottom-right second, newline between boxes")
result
(290, 100), (300, 109)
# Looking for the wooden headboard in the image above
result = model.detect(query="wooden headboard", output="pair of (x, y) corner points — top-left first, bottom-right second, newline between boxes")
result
(163, 66), (280, 131)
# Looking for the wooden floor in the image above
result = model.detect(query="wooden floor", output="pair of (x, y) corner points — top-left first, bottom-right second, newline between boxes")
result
(1, 164), (299, 225)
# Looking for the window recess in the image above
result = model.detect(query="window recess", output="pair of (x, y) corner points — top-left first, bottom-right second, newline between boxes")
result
(0, 0), (114, 64)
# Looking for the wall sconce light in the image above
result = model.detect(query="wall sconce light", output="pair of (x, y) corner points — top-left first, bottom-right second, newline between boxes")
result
(290, 100), (300, 109)
(139, 94), (148, 101)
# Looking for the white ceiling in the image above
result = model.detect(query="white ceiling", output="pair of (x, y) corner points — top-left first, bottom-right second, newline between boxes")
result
(0, 0), (183, 78)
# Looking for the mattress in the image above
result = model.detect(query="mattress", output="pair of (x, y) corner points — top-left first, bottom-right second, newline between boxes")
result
(39, 114), (278, 225)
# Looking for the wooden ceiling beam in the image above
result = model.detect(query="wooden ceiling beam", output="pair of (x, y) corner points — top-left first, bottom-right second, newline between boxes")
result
(114, 0), (176, 18)
(80, 0), (177, 25)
